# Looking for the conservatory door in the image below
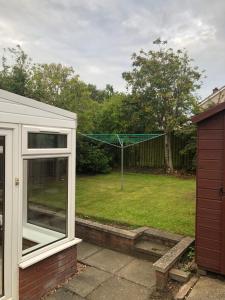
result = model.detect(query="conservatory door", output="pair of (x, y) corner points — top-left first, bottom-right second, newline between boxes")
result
(0, 130), (13, 300)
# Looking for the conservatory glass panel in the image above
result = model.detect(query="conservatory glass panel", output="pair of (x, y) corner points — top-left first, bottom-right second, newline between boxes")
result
(28, 132), (67, 149)
(22, 157), (68, 255)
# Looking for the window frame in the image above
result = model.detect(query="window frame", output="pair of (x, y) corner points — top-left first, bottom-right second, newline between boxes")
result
(19, 126), (77, 266)
(22, 125), (72, 155)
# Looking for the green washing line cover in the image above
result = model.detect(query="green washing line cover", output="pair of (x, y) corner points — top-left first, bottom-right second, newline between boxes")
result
(79, 133), (165, 148)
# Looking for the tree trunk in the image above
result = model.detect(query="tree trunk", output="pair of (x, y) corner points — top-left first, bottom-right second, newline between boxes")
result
(164, 132), (174, 173)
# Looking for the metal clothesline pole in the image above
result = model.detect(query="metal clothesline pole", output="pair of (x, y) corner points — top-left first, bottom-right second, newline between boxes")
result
(116, 134), (124, 191)
(121, 143), (124, 191)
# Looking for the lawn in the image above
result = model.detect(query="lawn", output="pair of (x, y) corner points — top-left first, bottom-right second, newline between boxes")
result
(76, 172), (196, 236)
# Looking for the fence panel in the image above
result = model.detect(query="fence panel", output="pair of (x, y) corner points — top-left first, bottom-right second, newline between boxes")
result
(111, 134), (194, 171)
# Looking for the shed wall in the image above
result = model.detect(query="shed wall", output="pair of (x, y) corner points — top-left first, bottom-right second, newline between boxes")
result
(196, 111), (224, 272)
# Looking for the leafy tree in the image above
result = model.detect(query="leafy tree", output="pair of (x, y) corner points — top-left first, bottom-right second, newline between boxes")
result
(27, 63), (99, 132)
(87, 83), (114, 102)
(95, 93), (128, 133)
(176, 104), (202, 172)
(0, 45), (32, 96)
(122, 39), (204, 172)
(27, 63), (75, 106)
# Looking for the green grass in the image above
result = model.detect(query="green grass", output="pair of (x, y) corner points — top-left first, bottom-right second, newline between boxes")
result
(76, 172), (196, 236)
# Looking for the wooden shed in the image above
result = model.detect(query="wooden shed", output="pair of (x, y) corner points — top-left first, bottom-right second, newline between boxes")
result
(192, 102), (225, 274)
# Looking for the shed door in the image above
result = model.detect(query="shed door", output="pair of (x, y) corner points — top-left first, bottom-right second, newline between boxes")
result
(0, 130), (14, 299)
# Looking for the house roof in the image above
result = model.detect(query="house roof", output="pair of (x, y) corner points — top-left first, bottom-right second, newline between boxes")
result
(0, 88), (76, 120)
(199, 85), (225, 107)
(192, 101), (225, 123)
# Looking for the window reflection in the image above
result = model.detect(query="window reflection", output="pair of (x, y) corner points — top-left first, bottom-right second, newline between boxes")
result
(22, 157), (68, 254)
(28, 133), (67, 149)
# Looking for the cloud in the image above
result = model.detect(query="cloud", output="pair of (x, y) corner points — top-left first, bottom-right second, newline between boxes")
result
(0, 0), (224, 98)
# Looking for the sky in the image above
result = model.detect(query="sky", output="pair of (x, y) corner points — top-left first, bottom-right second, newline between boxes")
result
(0, 0), (224, 99)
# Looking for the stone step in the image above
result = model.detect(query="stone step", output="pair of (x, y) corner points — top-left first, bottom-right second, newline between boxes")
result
(169, 268), (191, 283)
(134, 240), (170, 261)
(142, 228), (183, 247)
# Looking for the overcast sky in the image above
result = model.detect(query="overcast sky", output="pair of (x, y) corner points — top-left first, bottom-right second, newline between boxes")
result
(0, 0), (224, 99)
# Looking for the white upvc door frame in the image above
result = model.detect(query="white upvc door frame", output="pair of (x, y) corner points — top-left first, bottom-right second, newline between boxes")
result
(0, 126), (19, 300)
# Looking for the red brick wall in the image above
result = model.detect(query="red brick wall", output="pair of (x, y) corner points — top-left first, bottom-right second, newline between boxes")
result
(19, 245), (77, 300)
(76, 221), (134, 253)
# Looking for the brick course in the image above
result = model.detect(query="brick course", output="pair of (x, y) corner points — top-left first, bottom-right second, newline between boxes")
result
(19, 245), (77, 300)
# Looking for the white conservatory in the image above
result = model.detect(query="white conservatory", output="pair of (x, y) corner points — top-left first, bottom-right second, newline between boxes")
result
(0, 89), (80, 300)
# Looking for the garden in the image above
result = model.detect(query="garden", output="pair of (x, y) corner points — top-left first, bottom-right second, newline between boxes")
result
(0, 41), (201, 239)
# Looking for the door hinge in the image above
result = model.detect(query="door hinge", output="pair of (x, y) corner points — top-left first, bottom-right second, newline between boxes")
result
(15, 177), (20, 186)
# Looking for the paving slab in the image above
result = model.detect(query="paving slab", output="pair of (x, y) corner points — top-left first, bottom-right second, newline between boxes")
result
(44, 288), (85, 300)
(117, 258), (156, 288)
(77, 242), (102, 261)
(64, 266), (112, 298)
(83, 248), (134, 273)
(187, 276), (225, 300)
(87, 276), (151, 300)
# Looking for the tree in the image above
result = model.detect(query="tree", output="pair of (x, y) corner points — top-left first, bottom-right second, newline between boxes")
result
(27, 63), (98, 132)
(94, 93), (128, 133)
(122, 39), (204, 173)
(0, 45), (32, 96)
(27, 63), (75, 106)
(87, 83), (115, 102)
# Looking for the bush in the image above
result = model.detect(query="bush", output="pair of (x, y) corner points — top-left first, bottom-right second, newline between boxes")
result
(77, 139), (111, 174)
(177, 126), (197, 172)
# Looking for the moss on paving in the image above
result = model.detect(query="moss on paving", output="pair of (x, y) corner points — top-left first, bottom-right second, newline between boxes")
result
(76, 172), (196, 237)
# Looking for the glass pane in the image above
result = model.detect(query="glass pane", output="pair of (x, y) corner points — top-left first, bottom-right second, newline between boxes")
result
(0, 137), (4, 296)
(22, 157), (68, 255)
(28, 132), (67, 148)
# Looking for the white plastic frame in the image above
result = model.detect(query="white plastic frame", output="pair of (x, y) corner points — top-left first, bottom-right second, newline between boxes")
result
(0, 125), (19, 300)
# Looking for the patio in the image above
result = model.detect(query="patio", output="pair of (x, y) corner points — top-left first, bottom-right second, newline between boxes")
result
(45, 241), (156, 300)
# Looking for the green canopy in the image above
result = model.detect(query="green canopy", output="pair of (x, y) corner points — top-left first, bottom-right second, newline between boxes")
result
(79, 133), (164, 148)
(79, 132), (165, 190)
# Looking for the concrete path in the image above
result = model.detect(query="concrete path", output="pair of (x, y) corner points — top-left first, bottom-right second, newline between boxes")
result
(45, 242), (156, 300)
(187, 276), (225, 300)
